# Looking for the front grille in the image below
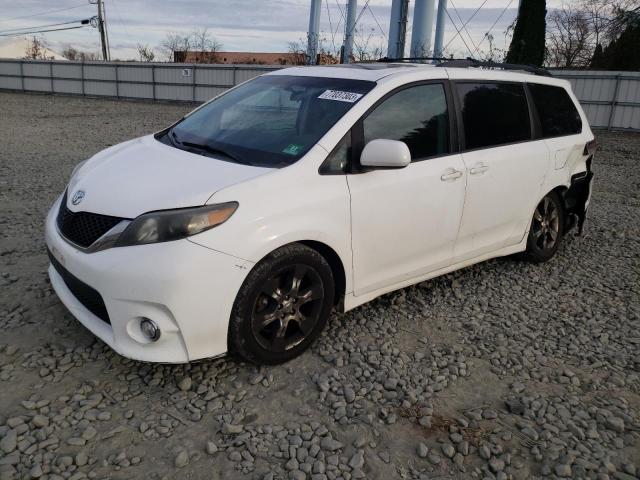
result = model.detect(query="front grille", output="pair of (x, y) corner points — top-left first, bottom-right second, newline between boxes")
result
(47, 247), (111, 325)
(57, 192), (124, 248)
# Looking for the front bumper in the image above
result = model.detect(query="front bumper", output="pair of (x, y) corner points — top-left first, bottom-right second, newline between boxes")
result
(45, 195), (253, 363)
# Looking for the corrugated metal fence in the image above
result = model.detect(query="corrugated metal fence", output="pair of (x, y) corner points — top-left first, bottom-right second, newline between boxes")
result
(0, 59), (638, 130)
(552, 70), (640, 131)
(0, 59), (278, 103)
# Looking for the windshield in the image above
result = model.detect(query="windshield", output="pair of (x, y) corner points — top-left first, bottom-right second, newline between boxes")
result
(165, 75), (375, 167)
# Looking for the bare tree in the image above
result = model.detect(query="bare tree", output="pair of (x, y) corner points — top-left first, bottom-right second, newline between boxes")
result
(189, 27), (222, 63)
(546, 4), (593, 67)
(352, 26), (385, 62)
(545, 0), (636, 67)
(24, 36), (51, 60)
(160, 32), (191, 62)
(62, 45), (80, 60)
(287, 41), (307, 65)
(137, 44), (155, 62)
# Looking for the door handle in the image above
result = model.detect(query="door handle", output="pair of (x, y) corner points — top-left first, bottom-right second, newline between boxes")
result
(469, 164), (489, 175)
(440, 169), (463, 181)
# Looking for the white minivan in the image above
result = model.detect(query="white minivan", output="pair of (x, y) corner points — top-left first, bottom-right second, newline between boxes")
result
(45, 61), (596, 364)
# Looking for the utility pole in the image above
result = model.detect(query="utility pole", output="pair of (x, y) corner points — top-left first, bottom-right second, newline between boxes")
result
(433, 0), (447, 59)
(410, 0), (436, 60)
(342, 0), (358, 63)
(92, 0), (110, 61)
(306, 0), (322, 65)
(387, 0), (409, 59)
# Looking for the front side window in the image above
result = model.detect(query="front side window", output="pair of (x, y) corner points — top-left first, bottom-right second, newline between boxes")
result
(457, 82), (531, 150)
(363, 83), (450, 161)
(166, 75), (375, 168)
(528, 83), (582, 137)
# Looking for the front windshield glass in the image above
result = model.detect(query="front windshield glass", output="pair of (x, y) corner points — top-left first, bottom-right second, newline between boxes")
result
(167, 75), (375, 167)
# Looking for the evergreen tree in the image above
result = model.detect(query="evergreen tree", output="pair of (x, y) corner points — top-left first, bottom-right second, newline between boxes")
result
(505, 0), (547, 66)
(590, 43), (605, 68)
(590, 11), (640, 70)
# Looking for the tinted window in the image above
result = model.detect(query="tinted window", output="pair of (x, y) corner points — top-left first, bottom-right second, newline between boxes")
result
(169, 76), (375, 168)
(529, 83), (582, 137)
(457, 82), (531, 150)
(363, 84), (449, 160)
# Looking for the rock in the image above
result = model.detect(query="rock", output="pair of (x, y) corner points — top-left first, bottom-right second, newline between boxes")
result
(290, 470), (306, 480)
(31, 415), (49, 428)
(606, 416), (625, 433)
(479, 445), (491, 460)
(344, 387), (356, 403)
(441, 443), (455, 458)
(320, 437), (343, 451)
(348, 452), (364, 469)
(175, 450), (189, 468)
(417, 442), (429, 458)
(178, 377), (192, 392)
(75, 451), (88, 467)
(554, 464), (572, 477)
(228, 451), (242, 462)
(29, 464), (43, 478)
(206, 441), (218, 455)
(0, 430), (17, 454)
(489, 457), (505, 473)
(222, 423), (243, 434)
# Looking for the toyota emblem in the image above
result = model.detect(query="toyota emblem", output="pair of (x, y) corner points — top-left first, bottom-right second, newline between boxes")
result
(71, 190), (85, 205)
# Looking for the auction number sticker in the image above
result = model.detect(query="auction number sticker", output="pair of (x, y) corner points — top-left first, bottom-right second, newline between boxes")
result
(318, 90), (363, 103)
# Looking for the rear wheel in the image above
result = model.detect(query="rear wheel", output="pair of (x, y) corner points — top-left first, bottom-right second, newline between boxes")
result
(228, 243), (334, 365)
(522, 192), (564, 263)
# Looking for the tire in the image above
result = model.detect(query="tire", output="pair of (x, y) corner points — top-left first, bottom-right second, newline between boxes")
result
(228, 243), (335, 365)
(522, 191), (565, 263)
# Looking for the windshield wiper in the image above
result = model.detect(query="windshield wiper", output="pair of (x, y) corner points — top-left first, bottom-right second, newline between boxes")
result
(167, 129), (249, 166)
(180, 141), (250, 166)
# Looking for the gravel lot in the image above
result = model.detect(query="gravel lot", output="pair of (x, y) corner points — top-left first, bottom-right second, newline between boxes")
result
(0, 91), (639, 480)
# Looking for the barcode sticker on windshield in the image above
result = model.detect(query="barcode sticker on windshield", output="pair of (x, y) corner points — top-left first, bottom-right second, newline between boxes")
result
(318, 90), (363, 103)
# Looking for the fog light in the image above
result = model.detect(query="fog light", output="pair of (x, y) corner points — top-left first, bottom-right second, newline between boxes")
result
(140, 318), (161, 342)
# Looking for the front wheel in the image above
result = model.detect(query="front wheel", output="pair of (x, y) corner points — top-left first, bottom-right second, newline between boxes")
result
(228, 243), (335, 365)
(522, 192), (565, 263)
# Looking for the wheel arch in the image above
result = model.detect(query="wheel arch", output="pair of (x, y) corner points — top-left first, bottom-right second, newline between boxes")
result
(298, 240), (347, 310)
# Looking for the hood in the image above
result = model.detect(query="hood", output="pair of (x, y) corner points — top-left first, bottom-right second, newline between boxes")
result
(66, 135), (273, 218)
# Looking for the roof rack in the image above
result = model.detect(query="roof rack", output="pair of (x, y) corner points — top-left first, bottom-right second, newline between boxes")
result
(436, 57), (551, 76)
(377, 56), (454, 63)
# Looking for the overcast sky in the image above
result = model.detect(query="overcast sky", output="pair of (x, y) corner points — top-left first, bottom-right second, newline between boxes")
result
(0, 0), (564, 60)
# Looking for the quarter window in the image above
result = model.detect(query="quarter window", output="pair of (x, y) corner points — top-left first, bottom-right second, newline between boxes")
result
(363, 84), (450, 161)
(528, 83), (582, 137)
(456, 82), (531, 150)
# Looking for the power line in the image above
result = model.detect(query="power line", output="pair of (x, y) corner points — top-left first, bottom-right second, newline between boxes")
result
(471, 0), (515, 59)
(444, 8), (474, 57)
(325, 0), (338, 53)
(0, 19), (89, 35)
(0, 4), (88, 24)
(367, 4), (387, 40)
(443, 0), (489, 53)
(448, 0), (480, 54)
(0, 25), (88, 38)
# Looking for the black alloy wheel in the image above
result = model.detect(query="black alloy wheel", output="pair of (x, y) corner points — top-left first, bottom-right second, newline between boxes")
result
(228, 243), (335, 364)
(523, 192), (565, 263)
(251, 264), (324, 352)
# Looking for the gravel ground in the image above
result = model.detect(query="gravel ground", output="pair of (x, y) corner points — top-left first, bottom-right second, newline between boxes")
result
(0, 91), (639, 480)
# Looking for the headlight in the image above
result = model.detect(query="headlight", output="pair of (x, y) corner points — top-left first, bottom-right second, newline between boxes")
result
(115, 202), (238, 247)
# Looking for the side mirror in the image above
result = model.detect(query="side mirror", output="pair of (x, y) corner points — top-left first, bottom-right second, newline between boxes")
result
(360, 139), (411, 169)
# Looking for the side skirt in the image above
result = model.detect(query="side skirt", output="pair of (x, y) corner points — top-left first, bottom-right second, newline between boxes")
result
(343, 238), (527, 312)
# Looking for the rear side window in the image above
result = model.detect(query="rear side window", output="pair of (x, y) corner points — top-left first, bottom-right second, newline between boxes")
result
(528, 83), (582, 137)
(456, 82), (531, 150)
(363, 83), (450, 161)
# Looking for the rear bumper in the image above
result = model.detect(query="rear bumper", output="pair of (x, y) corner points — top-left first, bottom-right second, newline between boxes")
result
(45, 195), (254, 363)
